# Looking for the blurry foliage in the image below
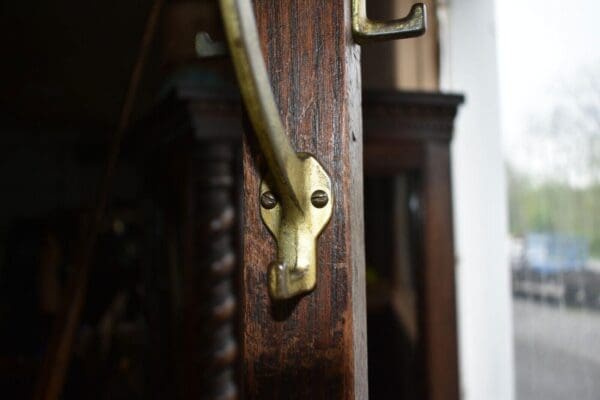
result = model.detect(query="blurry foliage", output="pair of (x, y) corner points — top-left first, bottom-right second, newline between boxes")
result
(507, 63), (600, 258)
(507, 165), (600, 258)
(518, 64), (600, 184)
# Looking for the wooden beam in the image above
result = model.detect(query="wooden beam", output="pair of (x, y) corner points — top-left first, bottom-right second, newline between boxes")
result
(422, 141), (460, 400)
(362, 90), (463, 399)
(179, 141), (238, 400)
(240, 1), (367, 398)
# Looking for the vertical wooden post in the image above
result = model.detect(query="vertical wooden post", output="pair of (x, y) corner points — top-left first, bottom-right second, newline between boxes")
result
(240, 1), (367, 398)
(156, 91), (241, 400)
(167, 141), (238, 400)
(422, 141), (460, 400)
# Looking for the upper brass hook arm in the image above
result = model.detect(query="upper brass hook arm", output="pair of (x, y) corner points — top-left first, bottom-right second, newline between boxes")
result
(352, 1), (427, 44)
(219, 0), (334, 300)
(219, 0), (302, 209)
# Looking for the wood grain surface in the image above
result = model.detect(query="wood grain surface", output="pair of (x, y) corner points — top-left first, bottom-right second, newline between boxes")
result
(181, 143), (238, 400)
(421, 141), (459, 400)
(240, 1), (368, 398)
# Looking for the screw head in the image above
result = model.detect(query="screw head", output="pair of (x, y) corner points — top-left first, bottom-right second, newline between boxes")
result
(311, 190), (329, 208)
(260, 191), (277, 209)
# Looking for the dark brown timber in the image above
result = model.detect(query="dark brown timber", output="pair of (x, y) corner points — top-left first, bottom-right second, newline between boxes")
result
(240, 0), (367, 398)
(363, 90), (464, 400)
(421, 141), (459, 400)
(180, 142), (238, 400)
(144, 87), (242, 400)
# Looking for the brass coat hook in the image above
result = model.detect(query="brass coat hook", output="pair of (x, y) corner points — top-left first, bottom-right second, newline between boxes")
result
(219, 0), (333, 300)
(219, 0), (426, 300)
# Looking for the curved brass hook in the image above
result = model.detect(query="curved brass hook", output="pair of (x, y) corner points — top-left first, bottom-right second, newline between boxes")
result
(352, 0), (427, 44)
(219, 0), (302, 207)
(219, 0), (333, 300)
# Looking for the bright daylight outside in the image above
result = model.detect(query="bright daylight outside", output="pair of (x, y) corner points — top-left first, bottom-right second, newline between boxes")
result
(497, 0), (600, 398)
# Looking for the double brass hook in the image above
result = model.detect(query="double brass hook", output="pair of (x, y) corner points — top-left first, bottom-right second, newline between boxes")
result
(218, 0), (426, 300)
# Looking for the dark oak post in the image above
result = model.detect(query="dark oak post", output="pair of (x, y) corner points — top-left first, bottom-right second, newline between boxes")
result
(240, 1), (368, 398)
(159, 2), (240, 397)
(363, 91), (463, 400)
(421, 141), (459, 400)
(179, 142), (238, 400)
(144, 87), (242, 400)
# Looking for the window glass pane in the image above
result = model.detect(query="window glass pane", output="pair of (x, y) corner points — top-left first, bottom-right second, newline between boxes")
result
(498, 1), (600, 398)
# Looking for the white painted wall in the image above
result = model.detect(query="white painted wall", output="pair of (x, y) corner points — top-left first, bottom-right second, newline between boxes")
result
(438, 0), (515, 399)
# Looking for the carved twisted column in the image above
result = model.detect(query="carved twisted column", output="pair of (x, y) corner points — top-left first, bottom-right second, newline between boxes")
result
(183, 142), (238, 400)
(159, 1), (240, 395)
(144, 87), (242, 399)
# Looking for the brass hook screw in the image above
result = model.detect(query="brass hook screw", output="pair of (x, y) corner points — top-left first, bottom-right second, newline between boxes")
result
(311, 190), (329, 208)
(261, 191), (278, 209)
